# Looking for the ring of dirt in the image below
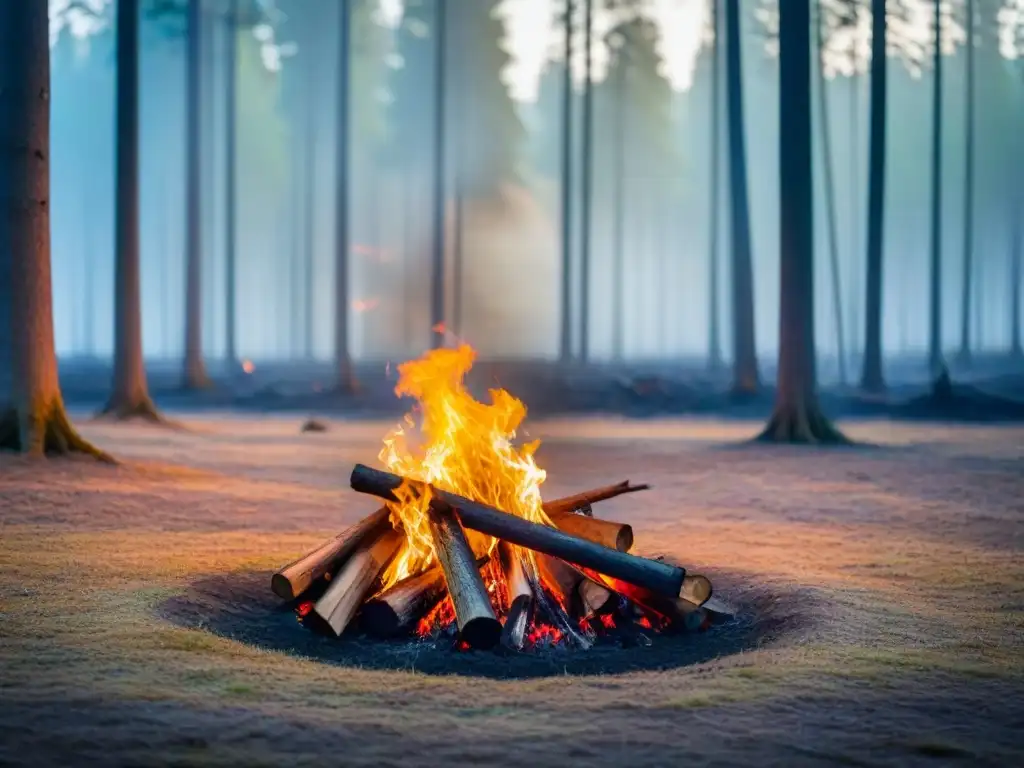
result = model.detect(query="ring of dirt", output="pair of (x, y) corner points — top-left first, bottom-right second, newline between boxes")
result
(157, 570), (814, 679)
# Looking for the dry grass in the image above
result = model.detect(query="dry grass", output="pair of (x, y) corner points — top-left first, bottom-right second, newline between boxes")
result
(1, 415), (1023, 766)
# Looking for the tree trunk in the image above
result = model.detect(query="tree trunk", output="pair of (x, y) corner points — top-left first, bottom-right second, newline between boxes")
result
(860, 0), (887, 393)
(101, 0), (163, 422)
(707, 0), (722, 371)
(334, 0), (355, 391)
(429, 0), (448, 349)
(813, 1), (847, 387)
(224, 0), (238, 367)
(759, 0), (846, 444)
(558, 0), (575, 363)
(183, 0), (211, 389)
(956, 0), (975, 366)
(724, 0), (759, 394)
(578, 0), (594, 363)
(1012, 121), (1023, 358)
(611, 55), (626, 361)
(0, 2), (110, 459)
(303, 40), (316, 360)
(927, 0), (944, 375)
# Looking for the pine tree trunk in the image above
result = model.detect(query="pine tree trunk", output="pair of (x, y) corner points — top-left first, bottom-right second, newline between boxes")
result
(724, 0), (759, 394)
(558, 0), (575, 363)
(1012, 136), (1023, 358)
(429, 0), (448, 349)
(303, 52), (316, 360)
(611, 56), (626, 361)
(334, 0), (355, 391)
(224, 0), (238, 367)
(813, 1), (847, 387)
(578, 0), (594, 363)
(183, 0), (211, 389)
(0, 2), (110, 459)
(927, 0), (944, 375)
(707, 0), (722, 371)
(957, 0), (975, 366)
(102, 0), (162, 422)
(860, 0), (887, 393)
(759, 0), (845, 444)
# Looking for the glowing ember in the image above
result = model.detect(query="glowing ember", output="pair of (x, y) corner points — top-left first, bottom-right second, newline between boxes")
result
(378, 344), (549, 589)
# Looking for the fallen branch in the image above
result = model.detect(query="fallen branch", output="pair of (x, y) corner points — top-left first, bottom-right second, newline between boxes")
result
(350, 464), (685, 598)
(542, 480), (650, 516)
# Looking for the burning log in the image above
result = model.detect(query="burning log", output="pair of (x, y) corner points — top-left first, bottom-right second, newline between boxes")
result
(313, 527), (403, 636)
(271, 507), (392, 600)
(498, 543), (532, 651)
(350, 464), (686, 598)
(427, 507), (502, 650)
(535, 555), (616, 618)
(546, 511), (633, 552)
(542, 480), (650, 516)
(597, 573), (713, 632)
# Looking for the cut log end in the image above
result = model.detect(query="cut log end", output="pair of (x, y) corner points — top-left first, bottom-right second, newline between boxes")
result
(270, 572), (297, 601)
(460, 615), (503, 650)
(680, 574), (712, 606)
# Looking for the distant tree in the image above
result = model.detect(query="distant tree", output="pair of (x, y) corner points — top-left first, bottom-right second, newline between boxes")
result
(100, 0), (166, 421)
(928, 0), (947, 375)
(760, 0), (847, 443)
(708, 0), (723, 371)
(724, 0), (759, 394)
(957, 0), (977, 366)
(0, 1), (111, 459)
(334, 0), (355, 391)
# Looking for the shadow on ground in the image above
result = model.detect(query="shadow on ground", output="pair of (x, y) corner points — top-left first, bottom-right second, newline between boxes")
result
(158, 570), (812, 679)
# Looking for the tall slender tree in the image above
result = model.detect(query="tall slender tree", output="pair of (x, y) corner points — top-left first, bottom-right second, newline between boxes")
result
(724, 0), (759, 394)
(860, 0), (887, 392)
(579, 0), (594, 362)
(224, 0), (239, 368)
(928, 0), (945, 375)
(101, 0), (165, 422)
(760, 0), (846, 444)
(708, 0), (723, 371)
(0, 1), (110, 459)
(559, 0), (575, 363)
(430, 0), (447, 348)
(334, 0), (356, 390)
(957, 0), (976, 365)
(183, 0), (211, 389)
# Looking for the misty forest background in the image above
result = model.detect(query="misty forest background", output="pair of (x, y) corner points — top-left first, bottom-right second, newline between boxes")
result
(48, 0), (1023, 387)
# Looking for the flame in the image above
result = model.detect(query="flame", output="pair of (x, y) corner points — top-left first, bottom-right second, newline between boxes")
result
(241, 359), (255, 374)
(378, 344), (550, 589)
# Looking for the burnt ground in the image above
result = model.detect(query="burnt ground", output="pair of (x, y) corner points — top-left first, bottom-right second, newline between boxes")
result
(1, 415), (1023, 766)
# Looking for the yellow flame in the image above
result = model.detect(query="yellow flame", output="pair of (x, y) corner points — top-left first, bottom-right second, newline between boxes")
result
(378, 344), (549, 589)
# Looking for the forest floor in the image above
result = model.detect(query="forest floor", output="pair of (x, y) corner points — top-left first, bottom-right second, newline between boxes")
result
(1, 415), (1023, 766)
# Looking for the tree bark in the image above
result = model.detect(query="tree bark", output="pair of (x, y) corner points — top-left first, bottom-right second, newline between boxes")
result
(611, 53), (627, 361)
(224, 0), (238, 367)
(860, 0), (887, 393)
(498, 542), (533, 650)
(927, 0), (944, 375)
(558, 0), (575, 363)
(578, 0), (594, 362)
(429, 0), (448, 349)
(101, 0), (163, 423)
(183, 0), (211, 390)
(0, 2), (110, 460)
(334, 0), (356, 391)
(546, 510), (633, 552)
(759, 0), (846, 444)
(708, 0), (723, 371)
(724, 0), (759, 393)
(956, 0), (975, 366)
(1013, 130), (1023, 358)
(813, 1), (847, 387)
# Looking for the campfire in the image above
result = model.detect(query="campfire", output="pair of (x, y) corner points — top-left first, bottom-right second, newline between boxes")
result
(271, 345), (723, 652)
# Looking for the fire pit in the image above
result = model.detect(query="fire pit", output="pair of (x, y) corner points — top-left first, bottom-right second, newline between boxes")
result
(271, 346), (728, 653)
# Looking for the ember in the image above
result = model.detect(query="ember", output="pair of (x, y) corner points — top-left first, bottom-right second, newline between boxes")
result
(271, 345), (725, 653)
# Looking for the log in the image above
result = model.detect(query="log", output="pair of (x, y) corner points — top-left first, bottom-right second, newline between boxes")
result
(497, 542), (532, 651)
(361, 555), (491, 638)
(597, 573), (713, 632)
(535, 555), (615, 618)
(542, 480), (650, 516)
(350, 464), (685, 598)
(427, 507), (502, 650)
(271, 506), (391, 600)
(546, 510), (633, 552)
(313, 527), (403, 636)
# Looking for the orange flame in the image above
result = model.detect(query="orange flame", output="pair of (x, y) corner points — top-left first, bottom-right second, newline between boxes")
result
(378, 344), (550, 589)
(241, 359), (255, 374)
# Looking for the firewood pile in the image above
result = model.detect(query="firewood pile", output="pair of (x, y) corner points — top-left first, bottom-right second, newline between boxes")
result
(271, 464), (730, 653)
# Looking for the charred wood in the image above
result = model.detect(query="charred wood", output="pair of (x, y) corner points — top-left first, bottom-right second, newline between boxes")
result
(535, 555), (615, 618)
(271, 507), (391, 600)
(497, 543), (532, 651)
(350, 464), (685, 598)
(313, 527), (403, 636)
(427, 507), (501, 650)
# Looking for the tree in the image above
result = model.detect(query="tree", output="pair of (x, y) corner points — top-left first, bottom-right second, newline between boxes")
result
(759, 0), (847, 444)
(708, 0), (723, 371)
(928, 0), (945, 375)
(860, 0), (887, 392)
(182, 0), (211, 389)
(0, 1), (111, 460)
(579, 0), (595, 362)
(334, 0), (355, 390)
(100, 0), (165, 422)
(225, 0), (239, 367)
(957, 0), (977, 366)
(429, 0), (447, 348)
(559, 0), (575, 363)
(725, 0), (759, 394)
